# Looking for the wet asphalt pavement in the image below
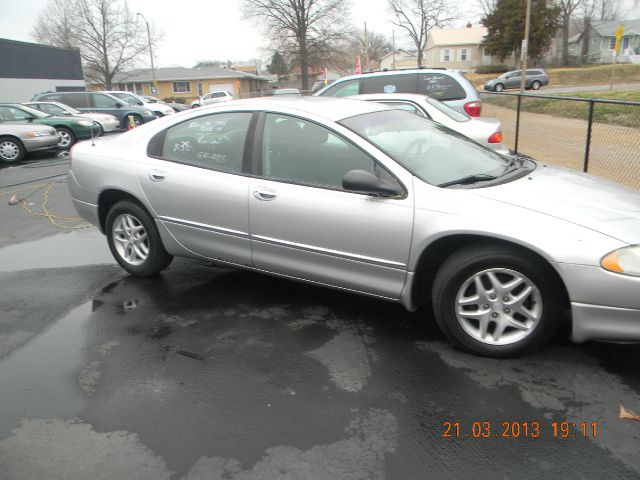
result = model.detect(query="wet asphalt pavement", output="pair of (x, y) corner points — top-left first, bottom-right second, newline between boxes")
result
(1, 153), (640, 479)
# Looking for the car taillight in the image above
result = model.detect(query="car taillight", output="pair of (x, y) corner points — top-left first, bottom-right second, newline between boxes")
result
(464, 101), (482, 117)
(488, 131), (503, 143)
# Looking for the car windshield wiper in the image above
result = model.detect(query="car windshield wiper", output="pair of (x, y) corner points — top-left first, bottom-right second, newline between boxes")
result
(438, 173), (499, 188)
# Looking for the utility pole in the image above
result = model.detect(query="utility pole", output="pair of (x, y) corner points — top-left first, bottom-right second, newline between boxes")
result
(136, 12), (157, 95)
(392, 30), (396, 70)
(519, 0), (532, 93)
(364, 21), (370, 72)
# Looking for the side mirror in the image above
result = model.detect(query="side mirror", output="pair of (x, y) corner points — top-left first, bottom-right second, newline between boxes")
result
(115, 102), (123, 108)
(136, 101), (144, 106)
(342, 170), (404, 197)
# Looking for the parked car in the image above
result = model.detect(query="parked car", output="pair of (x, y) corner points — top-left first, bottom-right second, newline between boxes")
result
(315, 68), (482, 117)
(0, 123), (59, 163)
(165, 102), (190, 112)
(311, 79), (334, 93)
(0, 103), (99, 149)
(31, 91), (156, 130)
(191, 91), (233, 108)
(273, 88), (302, 96)
(68, 97), (640, 357)
(484, 69), (549, 92)
(104, 91), (175, 117)
(24, 101), (120, 134)
(349, 93), (509, 155)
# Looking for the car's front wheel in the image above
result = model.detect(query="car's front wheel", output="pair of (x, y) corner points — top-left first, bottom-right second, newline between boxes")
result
(0, 136), (25, 163)
(432, 245), (561, 357)
(105, 200), (173, 276)
(56, 127), (75, 149)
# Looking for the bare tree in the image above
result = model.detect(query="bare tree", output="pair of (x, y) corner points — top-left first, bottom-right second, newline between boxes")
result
(242, 0), (350, 89)
(32, 0), (77, 49)
(32, 0), (160, 89)
(388, 0), (457, 66)
(557, 0), (583, 65)
(352, 29), (393, 69)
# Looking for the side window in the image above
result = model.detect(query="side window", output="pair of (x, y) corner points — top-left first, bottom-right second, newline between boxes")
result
(320, 79), (360, 97)
(42, 104), (66, 115)
(93, 94), (119, 108)
(62, 93), (90, 108)
(261, 113), (375, 190)
(362, 74), (417, 94)
(152, 112), (252, 173)
(417, 73), (466, 100)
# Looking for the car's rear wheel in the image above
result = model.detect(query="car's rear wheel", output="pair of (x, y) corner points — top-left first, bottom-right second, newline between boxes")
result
(531, 80), (541, 90)
(494, 83), (504, 92)
(56, 127), (75, 149)
(0, 136), (25, 163)
(432, 244), (561, 357)
(105, 200), (173, 276)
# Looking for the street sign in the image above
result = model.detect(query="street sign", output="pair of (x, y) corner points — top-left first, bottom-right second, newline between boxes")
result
(614, 24), (624, 54)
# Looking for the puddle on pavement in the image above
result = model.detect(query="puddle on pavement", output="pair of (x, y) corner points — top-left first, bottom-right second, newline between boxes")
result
(0, 229), (115, 272)
(0, 301), (93, 439)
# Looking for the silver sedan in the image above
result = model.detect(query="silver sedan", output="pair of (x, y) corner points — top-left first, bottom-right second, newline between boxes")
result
(0, 123), (59, 162)
(68, 97), (640, 357)
(349, 93), (509, 155)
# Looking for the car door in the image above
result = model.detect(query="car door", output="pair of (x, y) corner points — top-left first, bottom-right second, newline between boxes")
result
(506, 71), (521, 88)
(248, 112), (414, 299)
(137, 111), (255, 265)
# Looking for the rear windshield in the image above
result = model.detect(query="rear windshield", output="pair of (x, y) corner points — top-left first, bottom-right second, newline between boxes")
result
(417, 73), (466, 100)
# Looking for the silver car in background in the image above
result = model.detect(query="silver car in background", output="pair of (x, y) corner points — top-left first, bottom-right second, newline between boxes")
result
(484, 69), (549, 92)
(0, 123), (59, 162)
(68, 97), (640, 357)
(24, 101), (121, 134)
(349, 93), (509, 155)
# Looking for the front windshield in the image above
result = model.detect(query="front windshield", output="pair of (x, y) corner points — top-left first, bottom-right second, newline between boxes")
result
(111, 92), (140, 105)
(423, 97), (470, 122)
(339, 110), (510, 186)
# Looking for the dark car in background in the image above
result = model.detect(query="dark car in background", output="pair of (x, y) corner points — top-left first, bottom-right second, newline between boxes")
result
(31, 91), (156, 129)
(484, 69), (549, 92)
(314, 69), (483, 117)
(0, 103), (99, 149)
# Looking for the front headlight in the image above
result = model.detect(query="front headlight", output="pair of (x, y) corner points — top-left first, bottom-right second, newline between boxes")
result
(78, 120), (94, 126)
(26, 130), (50, 138)
(601, 245), (640, 276)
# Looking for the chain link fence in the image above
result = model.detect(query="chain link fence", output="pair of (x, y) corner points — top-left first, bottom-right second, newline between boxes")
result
(480, 92), (640, 190)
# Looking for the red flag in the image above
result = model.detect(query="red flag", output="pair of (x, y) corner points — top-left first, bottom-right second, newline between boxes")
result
(356, 55), (361, 75)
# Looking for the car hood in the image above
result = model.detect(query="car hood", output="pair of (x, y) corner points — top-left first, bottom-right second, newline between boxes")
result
(473, 163), (640, 244)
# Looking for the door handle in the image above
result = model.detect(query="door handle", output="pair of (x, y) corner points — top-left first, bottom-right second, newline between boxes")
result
(148, 170), (166, 182)
(253, 187), (277, 201)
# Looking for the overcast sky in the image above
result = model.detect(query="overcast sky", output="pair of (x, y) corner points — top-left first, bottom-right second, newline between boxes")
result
(1, 0), (485, 68)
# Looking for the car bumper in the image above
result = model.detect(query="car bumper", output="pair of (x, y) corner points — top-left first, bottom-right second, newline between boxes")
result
(22, 136), (60, 153)
(99, 120), (120, 133)
(488, 144), (510, 155)
(554, 263), (640, 342)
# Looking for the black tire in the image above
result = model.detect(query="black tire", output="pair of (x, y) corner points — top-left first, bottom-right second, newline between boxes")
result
(531, 80), (541, 90)
(432, 244), (561, 357)
(124, 114), (143, 129)
(0, 136), (26, 163)
(56, 127), (75, 149)
(105, 200), (173, 276)
(97, 124), (105, 136)
(494, 83), (504, 92)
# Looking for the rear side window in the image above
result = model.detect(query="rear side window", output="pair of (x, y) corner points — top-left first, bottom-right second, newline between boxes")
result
(362, 74), (417, 94)
(320, 79), (360, 97)
(149, 112), (252, 174)
(418, 73), (466, 101)
(527, 70), (543, 76)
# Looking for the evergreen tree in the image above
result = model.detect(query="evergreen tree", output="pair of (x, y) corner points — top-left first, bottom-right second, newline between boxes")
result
(482, 0), (560, 63)
(267, 51), (289, 78)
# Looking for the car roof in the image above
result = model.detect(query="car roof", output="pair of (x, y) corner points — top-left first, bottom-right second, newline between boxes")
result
(215, 96), (389, 122)
(325, 68), (458, 83)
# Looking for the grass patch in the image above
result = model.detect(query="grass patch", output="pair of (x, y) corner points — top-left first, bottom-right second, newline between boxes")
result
(465, 64), (640, 89)
(483, 90), (640, 128)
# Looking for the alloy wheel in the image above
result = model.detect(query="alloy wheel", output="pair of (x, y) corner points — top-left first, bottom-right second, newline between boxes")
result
(111, 213), (149, 265)
(455, 268), (542, 346)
